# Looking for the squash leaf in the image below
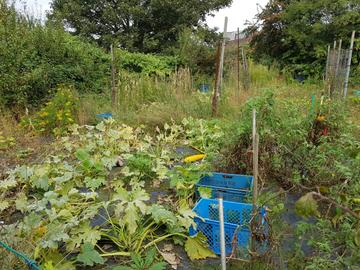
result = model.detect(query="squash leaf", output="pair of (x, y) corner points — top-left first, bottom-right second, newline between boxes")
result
(77, 242), (105, 266)
(185, 233), (216, 260)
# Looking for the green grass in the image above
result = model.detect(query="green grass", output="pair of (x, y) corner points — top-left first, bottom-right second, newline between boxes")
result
(76, 62), (294, 129)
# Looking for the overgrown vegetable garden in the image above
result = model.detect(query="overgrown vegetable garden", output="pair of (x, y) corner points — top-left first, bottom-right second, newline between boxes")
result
(1, 117), (227, 269)
(1, 91), (360, 269)
(1, 1), (360, 269)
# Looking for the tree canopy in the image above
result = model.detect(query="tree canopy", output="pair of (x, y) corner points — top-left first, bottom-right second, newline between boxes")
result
(49, 0), (232, 53)
(247, 0), (360, 77)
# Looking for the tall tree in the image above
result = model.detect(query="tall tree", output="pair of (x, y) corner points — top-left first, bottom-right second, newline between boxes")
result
(49, 0), (232, 53)
(246, 0), (360, 77)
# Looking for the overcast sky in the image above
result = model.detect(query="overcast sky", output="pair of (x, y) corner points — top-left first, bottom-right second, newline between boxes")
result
(23, 0), (269, 32)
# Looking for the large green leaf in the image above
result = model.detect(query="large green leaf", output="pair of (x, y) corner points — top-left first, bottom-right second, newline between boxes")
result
(0, 201), (10, 212)
(84, 176), (106, 189)
(131, 188), (149, 214)
(32, 176), (50, 190)
(76, 242), (105, 266)
(54, 172), (73, 184)
(177, 205), (197, 229)
(148, 204), (177, 227)
(113, 186), (129, 201)
(184, 234), (216, 261)
(15, 193), (28, 213)
(41, 222), (70, 249)
(66, 222), (101, 251)
(75, 149), (90, 161)
(124, 203), (140, 234)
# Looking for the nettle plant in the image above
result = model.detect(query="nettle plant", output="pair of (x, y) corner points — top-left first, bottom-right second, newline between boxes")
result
(0, 118), (225, 269)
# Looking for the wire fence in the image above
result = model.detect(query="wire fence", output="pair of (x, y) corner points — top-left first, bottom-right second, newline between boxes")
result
(325, 47), (350, 97)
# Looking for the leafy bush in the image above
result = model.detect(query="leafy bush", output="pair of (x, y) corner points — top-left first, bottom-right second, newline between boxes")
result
(116, 49), (178, 76)
(22, 85), (79, 135)
(0, 131), (15, 150)
(291, 219), (360, 269)
(247, 0), (360, 78)
(175, 27), (220, 75)
(0, 3), (109, 108)
(216, 90), (360, 268)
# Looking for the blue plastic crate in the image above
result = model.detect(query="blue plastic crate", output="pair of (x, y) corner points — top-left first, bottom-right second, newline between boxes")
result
(189, 198), (256, 255)
(199, 83), (210, 93)
(196, 172), (253, 202)
(96, 113), (113, 120)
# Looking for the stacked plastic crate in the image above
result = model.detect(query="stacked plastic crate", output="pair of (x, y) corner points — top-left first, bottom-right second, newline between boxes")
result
(190, 172), (265, 256)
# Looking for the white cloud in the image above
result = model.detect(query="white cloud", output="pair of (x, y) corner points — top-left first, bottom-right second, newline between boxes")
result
(206, 0), (269, 32)
(16, 0), (51, 20)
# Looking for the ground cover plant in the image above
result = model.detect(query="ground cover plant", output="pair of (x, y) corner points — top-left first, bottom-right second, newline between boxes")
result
(0, 118), (227, 269)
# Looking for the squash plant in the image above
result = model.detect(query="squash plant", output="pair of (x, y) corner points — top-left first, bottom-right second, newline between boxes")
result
(0, 118), (223, 269)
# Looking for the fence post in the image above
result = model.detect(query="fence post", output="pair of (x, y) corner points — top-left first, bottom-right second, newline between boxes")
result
(110, 44), (117, 109)
(218, 196), (227, 270)
(212, 17), (228, 116)
(344, 31), (356, 98)
(212, 43), (221, 116)
(335, 39), (342, 78)
(241, 47), (250, 90)
(251, 109), (259, 255)
(218, 17), (228, 97)
(237, 27), (240, 101)
(325, 45), (330, 81)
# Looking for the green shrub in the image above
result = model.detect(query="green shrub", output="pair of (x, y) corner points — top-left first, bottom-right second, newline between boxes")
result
(0, 131), (15, 150)
(116, 49), (178, 76)
(22, 85), (79, 135)
(0, 4), (109, 108)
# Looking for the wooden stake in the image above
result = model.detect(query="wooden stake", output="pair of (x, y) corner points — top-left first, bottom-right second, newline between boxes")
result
(212, 43), (221, 116)
(218, 17), (228, 96)
(344, 31), (356, 98)
(335, 39), (342, 78)
(241, 47), (250, 90)
(212, 17), (228, 116)
(111, 44), (117, 109)
(237, 27), (240, 101)
(325, 45), (330, 81)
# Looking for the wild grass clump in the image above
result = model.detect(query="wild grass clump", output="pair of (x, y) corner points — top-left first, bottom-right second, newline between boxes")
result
(79, 68), (229, 128)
